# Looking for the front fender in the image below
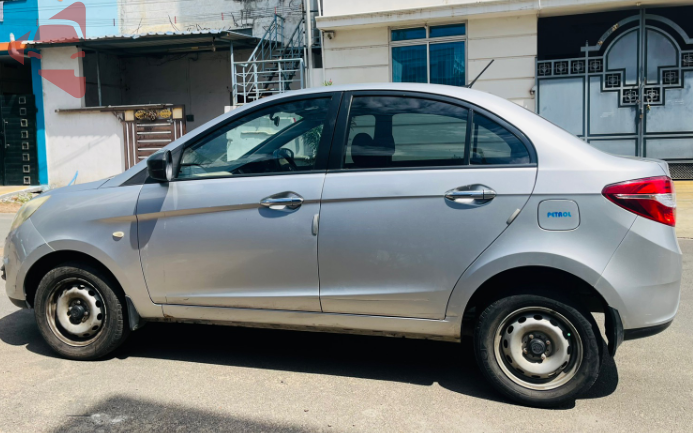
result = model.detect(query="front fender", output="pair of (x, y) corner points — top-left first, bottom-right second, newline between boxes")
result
(12, 236), (163, 319)
(19, 184), (163, 319)
(44, 239), (163, 319)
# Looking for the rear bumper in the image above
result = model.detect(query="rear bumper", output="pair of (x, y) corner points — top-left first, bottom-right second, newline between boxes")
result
(604, 308), (674, 357)
(623, 319), (674, 340)
(596, 216), (681, 330)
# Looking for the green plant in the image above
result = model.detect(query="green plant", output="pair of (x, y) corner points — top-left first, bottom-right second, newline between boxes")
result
(323, 79), (333, 86)
(1, 192), (37, 204)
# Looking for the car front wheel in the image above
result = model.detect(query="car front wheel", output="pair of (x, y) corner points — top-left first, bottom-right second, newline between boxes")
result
(34, 263), (130, 360)
(474, 294), (601, 407)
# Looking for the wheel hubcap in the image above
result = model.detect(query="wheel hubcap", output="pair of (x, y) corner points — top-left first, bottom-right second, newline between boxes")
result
(68, 303), (87, 324)
(47, 281), (105, 347)
(528, 337), (547, 356)
(494, 306), (583, 390)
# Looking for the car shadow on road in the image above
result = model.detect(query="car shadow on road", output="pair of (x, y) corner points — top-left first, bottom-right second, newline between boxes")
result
(0, 308), (59, 358)
(50, 394), (317, 433)
(0, 310), (619, 409)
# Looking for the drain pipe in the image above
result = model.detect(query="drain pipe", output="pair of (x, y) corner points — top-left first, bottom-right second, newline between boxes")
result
(304, 0), (313, 87)
(95, 50), (103, 106)
(317, 0), (325, 86)
(8, 33), (34, 61)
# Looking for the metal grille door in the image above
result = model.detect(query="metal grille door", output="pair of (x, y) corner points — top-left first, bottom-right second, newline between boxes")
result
(0, 95), (39, 185)
(537, 9), (693, 179)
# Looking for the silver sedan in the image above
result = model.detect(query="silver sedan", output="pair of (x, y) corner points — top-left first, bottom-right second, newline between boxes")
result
(3, 84), (681, 407)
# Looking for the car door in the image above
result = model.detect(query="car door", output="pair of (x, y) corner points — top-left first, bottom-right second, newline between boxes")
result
(137, 93), (341, 311)
(317, 91), (538, 319)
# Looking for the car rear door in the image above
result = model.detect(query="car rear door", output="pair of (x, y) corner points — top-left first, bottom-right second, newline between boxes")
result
(317, 91), (538, 319)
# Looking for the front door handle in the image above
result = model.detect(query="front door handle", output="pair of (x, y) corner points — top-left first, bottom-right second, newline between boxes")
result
(260, 191), (304, 210)
(445, 186), (497, 202)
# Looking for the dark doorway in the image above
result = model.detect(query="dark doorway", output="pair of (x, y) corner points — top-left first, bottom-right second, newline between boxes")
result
(0, 58), (38, 185)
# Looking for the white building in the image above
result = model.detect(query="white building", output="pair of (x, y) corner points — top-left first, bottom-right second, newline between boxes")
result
(316, 0), (693, 179)
(8, 0), (693, 188)
(11, 0), (309, 187)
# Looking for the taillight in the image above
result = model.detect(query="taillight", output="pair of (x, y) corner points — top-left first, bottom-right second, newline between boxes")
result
(602, 176), (676, 226)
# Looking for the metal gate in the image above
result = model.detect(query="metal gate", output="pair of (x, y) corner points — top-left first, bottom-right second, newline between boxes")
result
(0, 94), (39, 185)
(537, 9), (693, 179)
(122, 105), (186, 170)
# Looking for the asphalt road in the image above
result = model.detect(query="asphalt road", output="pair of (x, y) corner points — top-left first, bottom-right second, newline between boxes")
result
(0, 212), (691, 432)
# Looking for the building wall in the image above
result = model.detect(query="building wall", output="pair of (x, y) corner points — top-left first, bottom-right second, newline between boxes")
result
(39, 47), (254, 186)
(0, 0), (39, 42)
(40, 47), (124, 187)
(319, 0), (693, 110)
(322, 0), (693, 18)
(320, 15), (536, 109)
(322, 26), (389, 85)
(324, 0), (483, 17)
(83, 52), (123, 107)
(118, 0), (303, 40)
(120, 49), (251, 130)
(0, 0), (122, 186)
(467, 15), (536, 110)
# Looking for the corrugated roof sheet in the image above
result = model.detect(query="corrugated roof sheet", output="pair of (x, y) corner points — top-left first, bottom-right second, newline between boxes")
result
(25, 30), (258, 51)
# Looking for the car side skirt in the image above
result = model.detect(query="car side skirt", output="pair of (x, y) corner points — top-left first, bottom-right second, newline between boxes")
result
(158, 304), (462, 342)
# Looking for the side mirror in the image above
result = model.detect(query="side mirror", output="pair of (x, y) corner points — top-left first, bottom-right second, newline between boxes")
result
(147, 149), (173, 182)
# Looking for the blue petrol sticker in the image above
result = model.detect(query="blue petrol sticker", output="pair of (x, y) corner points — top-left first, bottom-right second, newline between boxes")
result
(539, 200), (579, 231)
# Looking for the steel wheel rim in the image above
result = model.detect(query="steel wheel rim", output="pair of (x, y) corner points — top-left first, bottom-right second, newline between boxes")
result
(45, 278), (105, 347)
(493, 306), (583, 391)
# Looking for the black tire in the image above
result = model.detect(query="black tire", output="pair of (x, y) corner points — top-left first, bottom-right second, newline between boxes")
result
(474, 294), (601, 408)
(34, 263), (130, 360)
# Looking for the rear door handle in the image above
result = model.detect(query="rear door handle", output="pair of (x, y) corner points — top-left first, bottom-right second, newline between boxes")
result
(260, 192), (304, 210)
(445, 186), (497, 202)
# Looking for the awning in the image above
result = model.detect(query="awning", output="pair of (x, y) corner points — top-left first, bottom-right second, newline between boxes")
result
(24, 30), (259, 55)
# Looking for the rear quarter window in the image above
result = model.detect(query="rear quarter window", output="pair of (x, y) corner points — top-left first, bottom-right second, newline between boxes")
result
(470, 114), (530, 165)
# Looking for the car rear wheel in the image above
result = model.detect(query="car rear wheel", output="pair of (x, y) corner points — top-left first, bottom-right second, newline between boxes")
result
(474, 294), (601, 407)
(34, 263), (130, 360)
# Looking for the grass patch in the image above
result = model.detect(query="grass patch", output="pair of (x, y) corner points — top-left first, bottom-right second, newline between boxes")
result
(0, 192), (38, 213)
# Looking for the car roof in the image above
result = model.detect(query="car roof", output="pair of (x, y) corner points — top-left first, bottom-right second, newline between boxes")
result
(256, 82), (513, 111)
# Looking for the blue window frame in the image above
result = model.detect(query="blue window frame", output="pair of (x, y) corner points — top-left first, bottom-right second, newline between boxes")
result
(392, 45), (428, 83)
(392, 27), (426, 41)
(430, 41), (465, 86)
(391, 24), (466, 86)
(430, 24), (466, 38)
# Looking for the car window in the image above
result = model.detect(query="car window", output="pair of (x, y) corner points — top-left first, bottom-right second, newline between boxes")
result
(343, 96), (468, 169)
(177, 98), (330, 179)
(470, 114), (530, 165)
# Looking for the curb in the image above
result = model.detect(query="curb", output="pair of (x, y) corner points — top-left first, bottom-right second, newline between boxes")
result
(0, 186), (44, 201)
